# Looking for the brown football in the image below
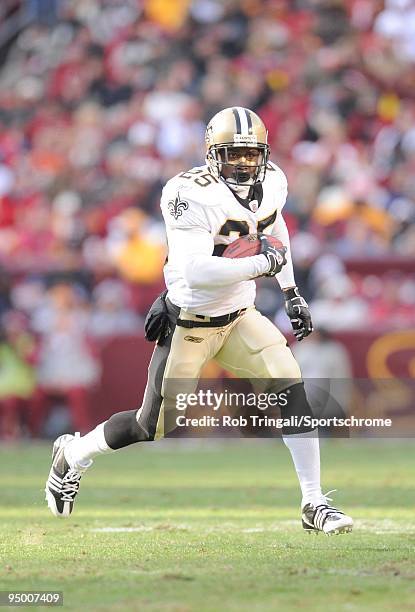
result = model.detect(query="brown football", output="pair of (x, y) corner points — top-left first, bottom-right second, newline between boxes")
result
(223, 233), (284, 258)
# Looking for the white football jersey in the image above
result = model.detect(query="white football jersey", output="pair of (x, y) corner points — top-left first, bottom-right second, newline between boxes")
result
(160, 161), (289, 316)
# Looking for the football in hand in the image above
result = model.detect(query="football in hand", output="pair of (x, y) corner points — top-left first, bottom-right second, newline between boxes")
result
(223, 233), (284, 258)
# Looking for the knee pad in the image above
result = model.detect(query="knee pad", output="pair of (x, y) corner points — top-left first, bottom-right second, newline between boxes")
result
(104, 409), (152, 449)
(271, 382), (315, 435)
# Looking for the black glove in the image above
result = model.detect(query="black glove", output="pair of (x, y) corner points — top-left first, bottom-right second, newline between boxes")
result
(283, 286), (313, 341)
(144, 290), (171, 343)
(259, 234), (287, 277)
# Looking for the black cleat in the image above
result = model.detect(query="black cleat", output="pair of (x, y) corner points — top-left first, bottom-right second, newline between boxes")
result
(302, 492), (353, 535)
(45, 433), (88, 518)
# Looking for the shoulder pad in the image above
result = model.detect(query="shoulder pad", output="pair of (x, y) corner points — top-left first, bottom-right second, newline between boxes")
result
(265, 161), (288, 191)
(163, 165), (224, 209)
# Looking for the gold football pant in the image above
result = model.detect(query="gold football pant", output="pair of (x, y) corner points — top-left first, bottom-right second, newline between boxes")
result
(137, 302), (302, 439)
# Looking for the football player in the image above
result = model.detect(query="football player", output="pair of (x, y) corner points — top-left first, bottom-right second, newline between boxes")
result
(45, 107), (353, 535)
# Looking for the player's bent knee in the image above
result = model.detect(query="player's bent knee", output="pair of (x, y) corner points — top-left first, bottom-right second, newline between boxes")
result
(104, 409), (152, 449)
(269, 382), (315, 435)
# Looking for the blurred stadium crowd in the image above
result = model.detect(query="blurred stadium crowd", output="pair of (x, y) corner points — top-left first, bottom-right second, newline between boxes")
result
(0, 0), (414, 437)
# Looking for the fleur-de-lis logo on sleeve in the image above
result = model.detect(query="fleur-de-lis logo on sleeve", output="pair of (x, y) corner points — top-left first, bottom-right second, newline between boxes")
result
(168, 193), (189, 220)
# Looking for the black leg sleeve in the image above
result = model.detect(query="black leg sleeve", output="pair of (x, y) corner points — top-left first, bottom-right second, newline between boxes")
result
(104, 409), (146, 449)
(277, 382), (315, 435)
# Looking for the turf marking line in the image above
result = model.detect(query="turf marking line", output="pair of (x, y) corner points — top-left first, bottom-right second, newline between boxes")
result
(90, 519), (415, 535)
(92, 527), (154, 533)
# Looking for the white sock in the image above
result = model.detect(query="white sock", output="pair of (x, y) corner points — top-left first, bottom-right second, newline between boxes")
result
(282, 429), (323, 507)
(64, 422), (114, 470)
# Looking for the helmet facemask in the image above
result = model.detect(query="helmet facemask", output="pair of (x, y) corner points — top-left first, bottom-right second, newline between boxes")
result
(207, 143), (270, 186)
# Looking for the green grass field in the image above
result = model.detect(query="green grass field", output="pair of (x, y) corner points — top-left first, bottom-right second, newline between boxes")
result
(1, 440), (414, 611)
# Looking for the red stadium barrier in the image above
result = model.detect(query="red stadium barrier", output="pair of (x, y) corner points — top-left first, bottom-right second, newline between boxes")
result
(89, 331), (415, 420)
